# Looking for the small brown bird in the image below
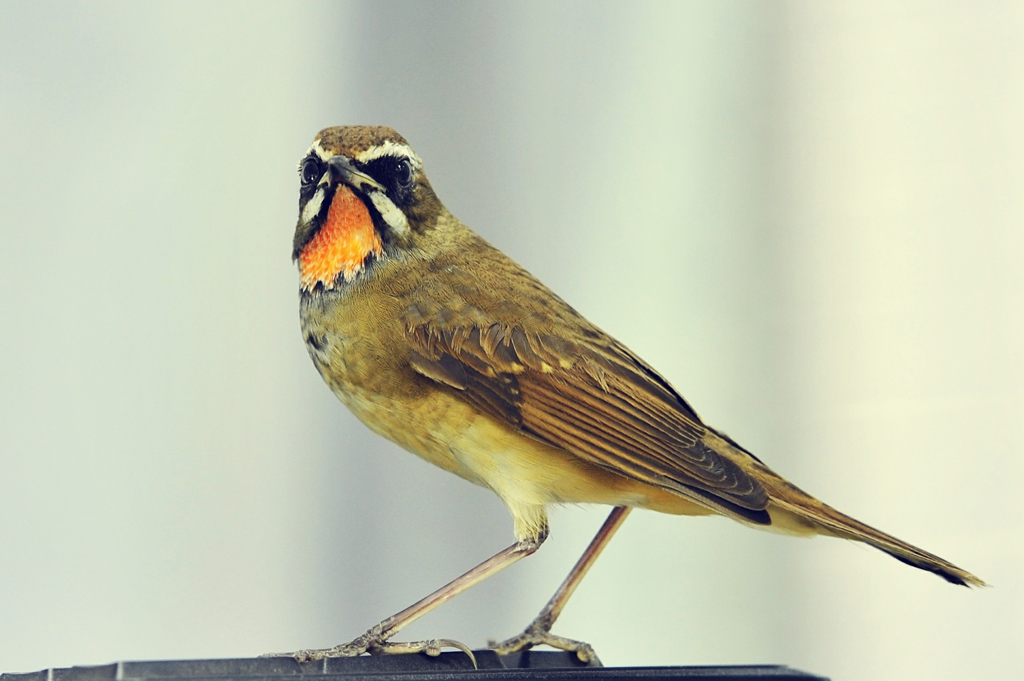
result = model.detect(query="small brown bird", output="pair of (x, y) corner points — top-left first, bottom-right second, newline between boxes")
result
(286, 126), (983, 663)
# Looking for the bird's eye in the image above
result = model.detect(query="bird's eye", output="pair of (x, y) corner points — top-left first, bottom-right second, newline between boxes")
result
(393, 159), (413, 188)
(300, 157), (323, 187)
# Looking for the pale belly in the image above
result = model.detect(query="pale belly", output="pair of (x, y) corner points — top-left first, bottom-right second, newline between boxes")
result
(330, 378), (713, 540)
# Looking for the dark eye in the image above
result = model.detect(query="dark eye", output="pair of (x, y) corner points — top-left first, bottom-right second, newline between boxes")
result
(300, 157), (323, 187)
(393, 159), (413, 188)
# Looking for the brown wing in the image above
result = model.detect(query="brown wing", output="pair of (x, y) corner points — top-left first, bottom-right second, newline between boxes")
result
(404, 305), (770, 524)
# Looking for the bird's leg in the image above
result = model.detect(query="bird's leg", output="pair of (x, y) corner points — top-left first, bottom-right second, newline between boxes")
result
(489, 506), (631, 665)
(268, 535), (544, 664)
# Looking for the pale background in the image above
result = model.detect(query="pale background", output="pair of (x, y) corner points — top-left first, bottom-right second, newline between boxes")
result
(0, 2), (1020, 680)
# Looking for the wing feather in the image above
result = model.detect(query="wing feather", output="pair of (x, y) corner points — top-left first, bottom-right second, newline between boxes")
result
(404, 311), (769, 519)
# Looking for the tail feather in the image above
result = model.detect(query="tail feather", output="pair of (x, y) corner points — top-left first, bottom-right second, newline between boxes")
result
(769, 491), (986, 587)
(704, 429), (985, 586)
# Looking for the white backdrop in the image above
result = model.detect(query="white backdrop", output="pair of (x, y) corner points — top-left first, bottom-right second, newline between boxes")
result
(0, 3), (1019, 680)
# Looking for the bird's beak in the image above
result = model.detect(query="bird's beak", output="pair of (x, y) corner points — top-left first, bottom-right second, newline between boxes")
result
(325, 155), (386, 194)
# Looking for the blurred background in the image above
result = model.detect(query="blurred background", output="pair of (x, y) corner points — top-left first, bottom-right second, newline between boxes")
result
(1, 2), (1020, 680)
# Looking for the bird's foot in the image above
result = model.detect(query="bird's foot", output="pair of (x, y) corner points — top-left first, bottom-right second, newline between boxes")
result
(488, 616), (600, 666)
(261, 634), (369, 662)
(368, 637), (476, 664)
(264, 623), (476, 667)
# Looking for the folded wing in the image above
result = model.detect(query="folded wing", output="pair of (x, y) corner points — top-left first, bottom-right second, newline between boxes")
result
(405, 305), (770, 524)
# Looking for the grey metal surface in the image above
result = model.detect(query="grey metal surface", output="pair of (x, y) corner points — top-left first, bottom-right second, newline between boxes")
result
(1, 653), (827, 681)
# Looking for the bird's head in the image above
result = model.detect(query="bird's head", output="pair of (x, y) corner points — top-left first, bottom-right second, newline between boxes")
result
(293, 126), (443, 292)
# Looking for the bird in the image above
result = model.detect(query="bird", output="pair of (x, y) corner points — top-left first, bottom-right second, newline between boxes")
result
(284, 125), (984, 664)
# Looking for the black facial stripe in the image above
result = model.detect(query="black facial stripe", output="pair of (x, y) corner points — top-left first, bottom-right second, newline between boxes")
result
(359, 190), (398, 243)
(293, 182), (339, 260)
(357, 155), (415, 206)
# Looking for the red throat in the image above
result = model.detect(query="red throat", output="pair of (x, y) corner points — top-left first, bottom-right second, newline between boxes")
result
(299, 185), (383, 290)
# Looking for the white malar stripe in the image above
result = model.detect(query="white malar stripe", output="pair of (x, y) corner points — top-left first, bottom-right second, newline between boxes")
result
(300, 187), (326, 227)
(369, 191), (409, 235)
(355, 140), (423, 171)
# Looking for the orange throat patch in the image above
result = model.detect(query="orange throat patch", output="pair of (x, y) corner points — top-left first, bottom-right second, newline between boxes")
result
(299, 185), (383, 290)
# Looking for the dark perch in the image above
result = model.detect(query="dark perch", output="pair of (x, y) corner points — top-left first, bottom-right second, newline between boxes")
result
(1, 651), (827, 681)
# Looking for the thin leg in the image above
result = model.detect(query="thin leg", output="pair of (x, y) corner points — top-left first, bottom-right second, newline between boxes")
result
(268, 535), (543, 663)
(489, 506), (632, 664)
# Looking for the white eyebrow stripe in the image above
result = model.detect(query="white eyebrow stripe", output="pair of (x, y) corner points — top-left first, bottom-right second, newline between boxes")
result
(297, 139), (333, 171)
(355, 140), (422, 170)
(310, 139), (332, 161)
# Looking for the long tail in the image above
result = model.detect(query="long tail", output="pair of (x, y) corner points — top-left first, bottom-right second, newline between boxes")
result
(701, 429), (986, 586)
(764, 477), (986, 587)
